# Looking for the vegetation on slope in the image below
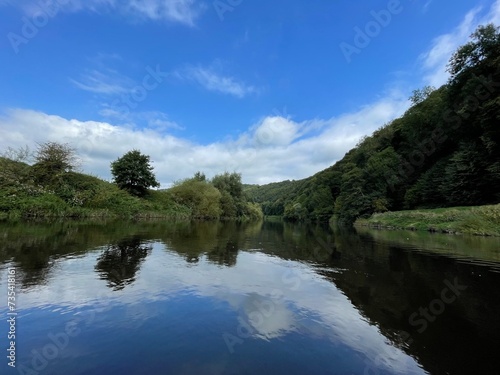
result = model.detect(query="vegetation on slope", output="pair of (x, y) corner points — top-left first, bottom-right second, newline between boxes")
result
(0, 146), (262, 221)
(247, 24), (500, 226)
(0, 155), (190, 220)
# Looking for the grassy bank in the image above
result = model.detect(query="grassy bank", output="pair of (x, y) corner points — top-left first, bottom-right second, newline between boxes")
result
(355, 204), (500, 236)
(0, 156), (262, 222)
(0, 157), (192, 220)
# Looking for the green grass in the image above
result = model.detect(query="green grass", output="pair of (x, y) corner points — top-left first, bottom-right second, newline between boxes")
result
(355, 204), (500, 236)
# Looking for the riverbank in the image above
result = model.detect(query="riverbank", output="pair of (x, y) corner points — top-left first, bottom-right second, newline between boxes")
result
(0, 156), (261, 222)
(0, 158), (191, 221)
(355, 204), (500, 236)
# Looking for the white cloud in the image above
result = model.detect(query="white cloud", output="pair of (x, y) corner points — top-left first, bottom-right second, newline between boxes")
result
(13, 248), (425, 374)
(422, 0), (433, 14)
(70, 68), (136, 95)
(175, 65), (258, 98)
(124, 0), (203, 25)
(420, 0), (500, 87)
(2, 0), (204, 26)
(99, 108), (184, 131)
(0, 92), (408, 186)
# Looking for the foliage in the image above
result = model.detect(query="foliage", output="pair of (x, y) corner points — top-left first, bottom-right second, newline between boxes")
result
(31, 142), (78, 185)
(0, 155), (189, 220)
(0, 152), (259, 221)
(447, 24), (500, 79)
(168, 179), (222, 219)
(111, 150), (160, 197)
(211, 172), (246, 218)
(410, 86), (435, 105)
(166, 172), (262, 220)
(248, 24), (500, 226)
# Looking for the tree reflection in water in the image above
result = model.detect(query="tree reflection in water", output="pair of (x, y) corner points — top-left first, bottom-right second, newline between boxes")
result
(95, 236), (152, 290)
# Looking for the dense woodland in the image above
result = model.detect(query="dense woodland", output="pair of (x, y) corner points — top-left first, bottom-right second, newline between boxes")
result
(246, 25), (500, 225)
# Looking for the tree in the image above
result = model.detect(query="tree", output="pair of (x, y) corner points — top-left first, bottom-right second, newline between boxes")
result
(212, 172), (245, 217)
(410, 86), (435, 105)
(168, 179), (221, 219)
(212, 172), (243, 199)
(111, 150), (160, 197)
(32, 142), (78, 184)
(193, 171), (206, 181)
(447, 24), (500, 80)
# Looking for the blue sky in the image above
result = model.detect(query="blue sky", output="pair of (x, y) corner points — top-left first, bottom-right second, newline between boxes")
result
(1, 0), (499, 185)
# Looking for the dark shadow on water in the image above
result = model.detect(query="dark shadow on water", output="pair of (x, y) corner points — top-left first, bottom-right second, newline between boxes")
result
(94, 236), (152, 290)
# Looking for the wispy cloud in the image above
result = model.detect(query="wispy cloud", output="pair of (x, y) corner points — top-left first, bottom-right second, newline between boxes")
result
(422, 0), (433, 14)
(1, 0), (205, 26)
(99, 108), (184, 131)
(123, 0), (204, 25)
(420, 0), (500, 87)
(70, 68), (136, 95)
(175, 65), (258, 98)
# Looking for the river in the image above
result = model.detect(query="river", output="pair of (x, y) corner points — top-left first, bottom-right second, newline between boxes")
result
(1, 219), (499, 375)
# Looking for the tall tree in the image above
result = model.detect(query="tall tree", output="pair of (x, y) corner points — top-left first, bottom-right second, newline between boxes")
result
(447, 24), (500, 81)
(111, 150), (160, 197)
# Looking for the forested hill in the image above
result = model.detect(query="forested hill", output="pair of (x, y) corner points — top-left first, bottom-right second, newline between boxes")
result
(246, 24), (500, 225)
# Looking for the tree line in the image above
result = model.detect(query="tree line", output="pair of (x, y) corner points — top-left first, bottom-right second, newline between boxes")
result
(247, 24), (500, 225)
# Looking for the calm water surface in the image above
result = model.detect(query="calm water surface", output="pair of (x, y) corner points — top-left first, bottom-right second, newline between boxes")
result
(0, 220), (499, 375)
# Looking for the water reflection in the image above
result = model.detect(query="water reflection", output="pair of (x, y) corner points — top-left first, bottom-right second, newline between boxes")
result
(0, 219), (499, 374)
(95, 236), (152, 290)
(165, 221), (261, 267)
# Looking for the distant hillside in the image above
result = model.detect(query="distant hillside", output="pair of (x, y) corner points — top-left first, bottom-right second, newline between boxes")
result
(247, 24), (500, 225)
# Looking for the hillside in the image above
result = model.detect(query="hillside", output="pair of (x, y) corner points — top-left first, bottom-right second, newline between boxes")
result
(247, 25), (500, 225)
(0, 156), (190, 220)
(0, 157), (262, 221)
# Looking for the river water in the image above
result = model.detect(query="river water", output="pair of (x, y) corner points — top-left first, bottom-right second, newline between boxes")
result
(1, 219), (499, 375)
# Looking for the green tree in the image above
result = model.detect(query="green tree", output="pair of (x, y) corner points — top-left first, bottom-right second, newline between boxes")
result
(409, 86), (436, 105)
(212, 172), (243, 199)
(111, 150), (160, 197)
(212, 172), (245, 217)
(168, 179), (221, 219)
(193, 171), (206, 181)
(440, 142), (490, 206)
(32, 142), (78, 185)
(334, 165), (371, 225)
(447, 24), (500, 80)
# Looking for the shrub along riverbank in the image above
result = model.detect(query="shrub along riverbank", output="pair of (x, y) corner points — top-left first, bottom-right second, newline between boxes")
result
(0, 153), (262, 221)
(354, 204), (500, 236)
